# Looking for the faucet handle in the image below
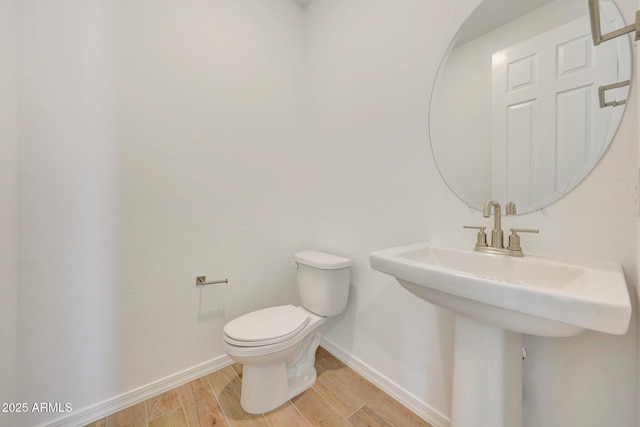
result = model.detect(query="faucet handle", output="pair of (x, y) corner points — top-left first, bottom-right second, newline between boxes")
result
(463, 225), (488, 248)
(506, 201), (517, 215)
(510, 228), (539, 234)
(508, 228), (539, 252)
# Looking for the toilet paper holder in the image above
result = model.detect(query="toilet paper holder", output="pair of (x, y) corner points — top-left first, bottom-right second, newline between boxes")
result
(195, 276), (229, 286)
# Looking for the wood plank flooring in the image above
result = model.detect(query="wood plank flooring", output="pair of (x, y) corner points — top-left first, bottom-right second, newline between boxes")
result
(85, 347), (433, 427)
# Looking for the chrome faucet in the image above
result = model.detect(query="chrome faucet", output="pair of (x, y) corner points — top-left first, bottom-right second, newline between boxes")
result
(483, 200), (504, 249)
(464, 200), (538, 257)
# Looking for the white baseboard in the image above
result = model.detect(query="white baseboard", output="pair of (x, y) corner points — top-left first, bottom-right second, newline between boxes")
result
(320, 338), (451, 427)
(39, 354), (234, 427)
(38, 340), (449, 427)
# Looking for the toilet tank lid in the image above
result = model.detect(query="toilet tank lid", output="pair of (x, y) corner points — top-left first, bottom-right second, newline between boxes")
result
(294, 250), (352, 269)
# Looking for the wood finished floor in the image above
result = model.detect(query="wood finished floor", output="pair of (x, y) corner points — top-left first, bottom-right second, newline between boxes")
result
(85, 347), (433, 427)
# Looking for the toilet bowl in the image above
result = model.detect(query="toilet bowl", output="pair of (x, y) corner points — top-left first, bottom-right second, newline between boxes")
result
(223, 250), (351, 414)
(224, 305), (325, 414)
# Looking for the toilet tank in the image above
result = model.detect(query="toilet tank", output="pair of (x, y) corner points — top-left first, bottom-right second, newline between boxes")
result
(294, 251), (351, 316)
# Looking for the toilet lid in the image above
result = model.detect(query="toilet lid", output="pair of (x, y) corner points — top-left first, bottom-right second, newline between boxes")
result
(223, 305), (310, 346)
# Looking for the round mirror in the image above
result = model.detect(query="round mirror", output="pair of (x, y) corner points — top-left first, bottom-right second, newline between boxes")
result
(430, 0), (631, 213)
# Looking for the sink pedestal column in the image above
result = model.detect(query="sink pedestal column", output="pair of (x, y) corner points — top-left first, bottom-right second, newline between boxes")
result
(451, 316), (523, 427)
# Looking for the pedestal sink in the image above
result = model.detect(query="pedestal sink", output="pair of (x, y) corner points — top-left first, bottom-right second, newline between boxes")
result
(370, 242), (631, 427)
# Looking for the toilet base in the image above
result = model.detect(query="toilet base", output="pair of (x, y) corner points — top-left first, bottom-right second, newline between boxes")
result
(288, 366), (317, 400)
(241, 362), (289, 414)
(238, 330), (323, 414)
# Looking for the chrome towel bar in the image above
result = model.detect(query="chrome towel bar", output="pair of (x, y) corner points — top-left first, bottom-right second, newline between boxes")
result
(588, 0), (640, 46)
(598, 80), (630, 108)
(588, 0), (637, 108)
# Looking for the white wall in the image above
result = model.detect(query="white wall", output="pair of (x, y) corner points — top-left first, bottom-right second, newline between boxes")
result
(16, 0), (305, 425)
(112, 0), (306, 394)
(10, 0), (639, 426)
(0, 0), (19, 416)
(303, 0), (469, 417)
(17, 4), (124, 424)
(304, 0), (638, 426)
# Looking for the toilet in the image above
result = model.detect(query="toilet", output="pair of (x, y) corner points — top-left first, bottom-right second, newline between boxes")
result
(223, 250), (351, 414)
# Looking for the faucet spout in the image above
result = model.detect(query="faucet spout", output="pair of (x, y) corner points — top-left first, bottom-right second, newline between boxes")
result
(465, 200), (535, 256)
(483, 200), (503, 248)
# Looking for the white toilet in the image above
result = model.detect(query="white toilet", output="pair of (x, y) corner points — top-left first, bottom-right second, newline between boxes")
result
(223, 250), (351, 414)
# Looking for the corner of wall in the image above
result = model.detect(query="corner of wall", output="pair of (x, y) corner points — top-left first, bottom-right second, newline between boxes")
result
(0, 0), (19, 408)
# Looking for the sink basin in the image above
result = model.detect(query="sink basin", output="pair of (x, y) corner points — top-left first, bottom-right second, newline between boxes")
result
(370, 241), (631, 337)
(371, 241), (631, 426)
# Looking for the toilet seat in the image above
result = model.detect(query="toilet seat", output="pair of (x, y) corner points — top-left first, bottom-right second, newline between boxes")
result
(224, 305), (311, 347)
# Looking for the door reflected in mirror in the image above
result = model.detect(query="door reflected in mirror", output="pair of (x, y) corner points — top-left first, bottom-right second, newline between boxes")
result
(430, 0), (631, 214)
